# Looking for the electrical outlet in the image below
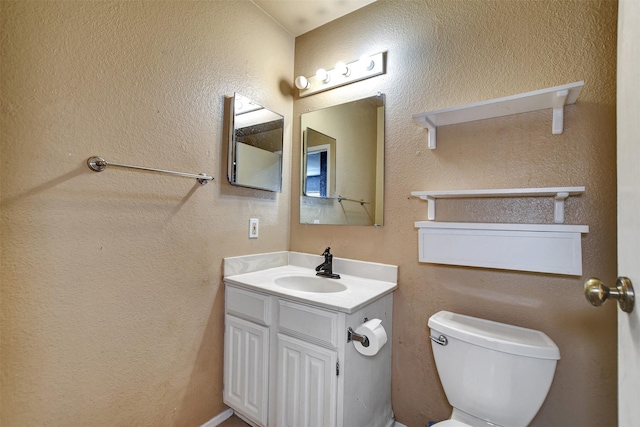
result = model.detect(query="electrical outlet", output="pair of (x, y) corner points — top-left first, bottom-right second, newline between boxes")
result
(249, 218), (259, 238)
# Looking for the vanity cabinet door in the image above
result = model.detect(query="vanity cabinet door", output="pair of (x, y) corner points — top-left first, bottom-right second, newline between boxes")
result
(276, 333), (337, 427)
(224, 315), (269, 427)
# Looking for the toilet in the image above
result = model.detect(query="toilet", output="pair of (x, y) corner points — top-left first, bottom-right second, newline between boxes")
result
(428, 311), (560, 427)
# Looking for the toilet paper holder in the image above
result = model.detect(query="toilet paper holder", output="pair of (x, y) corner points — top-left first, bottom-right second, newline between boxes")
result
(347, 327), (370, 347)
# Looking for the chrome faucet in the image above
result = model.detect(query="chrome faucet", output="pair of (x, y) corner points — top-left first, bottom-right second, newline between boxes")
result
(315, 247), (341, 279)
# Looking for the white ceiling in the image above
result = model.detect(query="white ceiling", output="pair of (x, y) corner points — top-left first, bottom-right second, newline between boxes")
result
(252, 0), (377, 37)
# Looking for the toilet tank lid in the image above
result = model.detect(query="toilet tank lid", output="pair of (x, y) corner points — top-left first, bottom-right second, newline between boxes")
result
(428, 311), (560, 360)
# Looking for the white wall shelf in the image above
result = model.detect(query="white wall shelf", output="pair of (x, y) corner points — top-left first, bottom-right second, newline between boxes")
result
(412, 81), (584, 149)
(411, 186), (585, 224)
(412, 186), (588, 275)
(414, 221), (589, 276)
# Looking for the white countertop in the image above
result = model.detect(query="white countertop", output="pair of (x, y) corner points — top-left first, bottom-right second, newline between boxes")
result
(224, 265), (397, 314)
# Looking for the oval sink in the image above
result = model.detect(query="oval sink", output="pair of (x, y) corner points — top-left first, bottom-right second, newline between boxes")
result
(274, 276), (347, 293)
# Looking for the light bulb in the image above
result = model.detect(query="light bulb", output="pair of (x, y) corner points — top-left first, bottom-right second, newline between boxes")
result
(359, 54), (375, 70)
(294, 75), (310, 90)
(335, 61), (350, 77)
(315, 68), (330, 83)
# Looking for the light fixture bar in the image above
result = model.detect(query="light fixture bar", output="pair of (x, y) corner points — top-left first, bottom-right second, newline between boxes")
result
(296, 52), (386, 97)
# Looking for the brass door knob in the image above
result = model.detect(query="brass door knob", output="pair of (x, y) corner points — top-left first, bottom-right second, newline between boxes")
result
(584, 277), (635, 313)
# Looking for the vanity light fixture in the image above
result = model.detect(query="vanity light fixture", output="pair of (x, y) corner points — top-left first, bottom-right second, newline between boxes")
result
(294, 75), (310, 90)
(359, 54), (375, 70)
(315, 68), (330, 83)
(335, 61), (350, 77)
(295, 51), (386, 97)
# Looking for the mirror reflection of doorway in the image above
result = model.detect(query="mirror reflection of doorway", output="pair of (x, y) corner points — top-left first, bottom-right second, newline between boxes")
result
(304, 128), (336, 198)
(306, 146), (329, 197)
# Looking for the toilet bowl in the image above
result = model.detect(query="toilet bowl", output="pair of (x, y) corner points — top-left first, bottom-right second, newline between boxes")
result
(428, 311), (560, 427)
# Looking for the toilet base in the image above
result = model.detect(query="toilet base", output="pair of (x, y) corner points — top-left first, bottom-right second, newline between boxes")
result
(432, 408), (504, 427)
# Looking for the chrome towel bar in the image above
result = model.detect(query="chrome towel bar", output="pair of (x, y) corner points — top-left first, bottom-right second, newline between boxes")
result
(87, 156), (213, 185)
(337, 195), (370, 205)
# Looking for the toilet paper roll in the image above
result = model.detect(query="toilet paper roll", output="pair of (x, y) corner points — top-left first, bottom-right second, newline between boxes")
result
(353, 318), (387, 356)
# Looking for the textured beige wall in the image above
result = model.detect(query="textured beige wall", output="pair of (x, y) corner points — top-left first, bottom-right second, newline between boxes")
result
(0, 1), (292, 426)
(291, 1), (618, 426)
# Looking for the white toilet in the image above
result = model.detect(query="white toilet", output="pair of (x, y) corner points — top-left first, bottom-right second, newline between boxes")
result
(428, 311), (560, 427)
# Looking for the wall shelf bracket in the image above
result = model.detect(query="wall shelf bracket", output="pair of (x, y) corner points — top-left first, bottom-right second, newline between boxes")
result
(425, 196), (436, 220)
(552, 89), (569, 134)
(554, 191), (570, 223)
(415, 116), (437, 149)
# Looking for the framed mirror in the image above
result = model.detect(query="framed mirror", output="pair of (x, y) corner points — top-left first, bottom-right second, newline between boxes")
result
(228, 93), (284, 192)
(300, 94), (385, 226)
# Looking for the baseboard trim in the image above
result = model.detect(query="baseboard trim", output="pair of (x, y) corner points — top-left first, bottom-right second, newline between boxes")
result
(201, 407), (406, 427)
(200, 408), (234, 427)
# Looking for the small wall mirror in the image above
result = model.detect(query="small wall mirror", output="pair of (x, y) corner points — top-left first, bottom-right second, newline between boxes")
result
(228, 93), (284, 192)
(300, 94), (385, 226)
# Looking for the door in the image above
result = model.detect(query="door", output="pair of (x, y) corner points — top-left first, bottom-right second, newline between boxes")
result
(223, 315), (270, 427)
(617, 0), (640, 423)
(276, 333), (338, 427)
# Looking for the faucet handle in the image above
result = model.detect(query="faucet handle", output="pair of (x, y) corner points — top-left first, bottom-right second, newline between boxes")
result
(322, 247), (331, 256)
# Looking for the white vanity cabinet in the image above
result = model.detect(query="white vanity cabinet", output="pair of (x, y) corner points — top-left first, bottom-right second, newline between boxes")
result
(276, 299), (340, 427)
(224, 286), (271, 427)
(223, 282), (394, 427)
(276, 334), (338, 427)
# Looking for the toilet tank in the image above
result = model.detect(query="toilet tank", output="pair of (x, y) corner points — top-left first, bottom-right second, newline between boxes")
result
(428, 311), (560, 427)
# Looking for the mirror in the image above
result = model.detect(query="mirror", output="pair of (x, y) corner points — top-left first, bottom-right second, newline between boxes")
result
(300, 94), (385, 226)
(228, 93), (284, 192)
